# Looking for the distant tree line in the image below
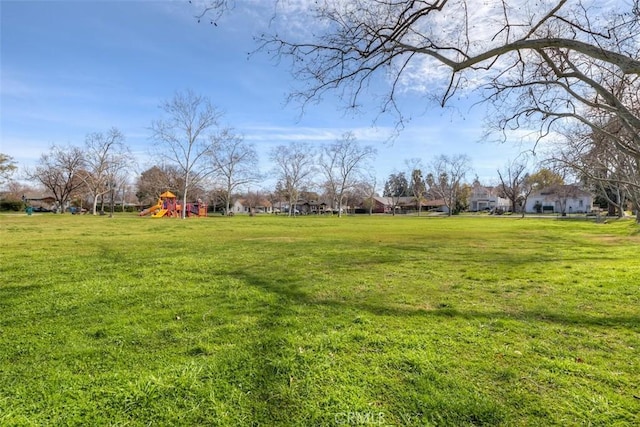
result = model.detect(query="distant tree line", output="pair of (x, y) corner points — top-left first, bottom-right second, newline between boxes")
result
(191, 0), (640, 221)
(1, 88), (638, 220)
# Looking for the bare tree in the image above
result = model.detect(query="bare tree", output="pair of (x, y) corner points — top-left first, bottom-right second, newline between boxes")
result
(244, 189), (264, 216)
(270, 142), (316, 217)
(206, 187), (226, 214)
(26, 145), (86, 213)
(410, 169), (426, 215)
(209, 128), (260, 215)
(270, 182), (288, 214)
(554, 121), (640, 220)
(150, 90), (222, 218)
(82, 128), (132, 215)
(405, 158), (426, 215)
(4, 181), (37, 201)
(426, 154), (472, 216)
(519, 176), (537, 218)
(193, 0), (230, 25)
(194, 1), (640, 180)
(118, 182), (137, 212)
(0, 153), (18, 186)
(359, 171), (378, 215)
(250, 1), (640, 156)
(497, 157), (535, 216)
(319, 132), (376, 217)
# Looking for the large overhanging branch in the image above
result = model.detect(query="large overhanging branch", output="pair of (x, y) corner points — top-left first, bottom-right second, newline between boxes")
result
(552, 134), (640, 202)
(554, 155), (640, 192)
(484, 68), (640, 153)
(530, 108), (640, 159)
(399, 38), (640, 75)
(242, 1), (640, 159)
(536, 48), (640, 129)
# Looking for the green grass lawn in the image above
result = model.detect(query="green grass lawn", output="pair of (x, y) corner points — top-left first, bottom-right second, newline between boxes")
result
(1, 213), (639, 426)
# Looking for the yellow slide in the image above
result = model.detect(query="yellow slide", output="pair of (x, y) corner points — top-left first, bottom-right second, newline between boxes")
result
(139, 200), (162, 216)
(151, 209), (168, 218)
(139, 204), (160, 216)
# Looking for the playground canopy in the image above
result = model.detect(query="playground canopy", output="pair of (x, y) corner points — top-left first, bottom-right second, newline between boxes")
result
(160, 191), (176, 199)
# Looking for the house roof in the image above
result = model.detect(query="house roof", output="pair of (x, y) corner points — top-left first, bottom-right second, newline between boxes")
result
(424, 199), (446, 207)
(373, 196), (446, 207)
(532, 185), (591, 197)
(372, 196), (393, 205)
(23, 194), (56, 202)
(235, 198), (272, 207)
(471, 184), (500, 198)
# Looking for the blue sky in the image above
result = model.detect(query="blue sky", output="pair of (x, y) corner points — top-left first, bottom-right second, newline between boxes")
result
(1, 0), (530, 191)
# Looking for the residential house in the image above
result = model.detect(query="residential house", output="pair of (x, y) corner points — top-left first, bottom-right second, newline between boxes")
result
(371, 196), (395, 214)
(371, 196), (448, 214)
(524, 185), (593, 214)
(298, 199), (328, 214)
(232, 198), (273, 214)
(23, 193), (58, 210)
(469, 183), (510, 212)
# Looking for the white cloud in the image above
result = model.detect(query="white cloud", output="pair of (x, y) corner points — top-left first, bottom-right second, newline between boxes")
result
(242, 124), (396, 144)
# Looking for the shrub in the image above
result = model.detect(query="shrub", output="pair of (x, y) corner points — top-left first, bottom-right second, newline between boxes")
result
(0, 199), (25, 211)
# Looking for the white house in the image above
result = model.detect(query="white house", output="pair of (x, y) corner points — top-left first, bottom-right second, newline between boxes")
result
(232, 198), (273, 214)
(525, 185), (593, 214)
(469, 183), (510, 212)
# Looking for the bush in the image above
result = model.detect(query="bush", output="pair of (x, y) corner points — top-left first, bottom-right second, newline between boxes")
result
(0, 199), (26, 212)
(122, 205), (138, 213)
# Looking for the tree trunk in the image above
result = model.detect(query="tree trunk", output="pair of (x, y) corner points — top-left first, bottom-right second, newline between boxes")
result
(109, 188), (115, 218)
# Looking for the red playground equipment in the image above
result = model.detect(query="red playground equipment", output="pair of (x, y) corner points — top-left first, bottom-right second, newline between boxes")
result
(139, 191), (207, 218)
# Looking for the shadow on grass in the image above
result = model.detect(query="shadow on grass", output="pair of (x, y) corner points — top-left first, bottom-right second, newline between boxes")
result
(223, 269), (513, 425)
(230, 268), (639, 329)
(222, 269), (509, 425)
(217, 257), (638, 425)
(0, 284), (42, 303)
(385, 242), (622, 266)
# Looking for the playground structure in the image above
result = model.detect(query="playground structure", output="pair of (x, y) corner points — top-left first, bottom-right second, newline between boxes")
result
(139, 191), (207, 218)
